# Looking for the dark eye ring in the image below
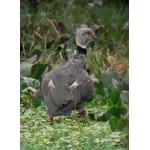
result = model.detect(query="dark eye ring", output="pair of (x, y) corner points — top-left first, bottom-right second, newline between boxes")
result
(86, 32), (91, 34)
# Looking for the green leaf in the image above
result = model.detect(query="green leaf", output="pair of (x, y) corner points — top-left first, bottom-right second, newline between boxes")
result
(21, 77), (40, 93)
(21, 83), (28, 91)
(27, 54), (38, 63)
(109, 107), (121, 118)
(108, 106), (127, 119)
(94, 82), (105, 97)
(120, 91), (129, 104)
(110, 90), (121, 106)
(32, 79), (40, 88)
(100, 97), (107, 106)
(22, 87), (37, 94)
(118, 118), (129, 130)
(20, 93), (30, 101)
(31, 64), (48, 79)
(102, 71), (120, 87)
(106, 109), (114, 120)
(107, 99), (114, 106)
(119, 107), (127, 116)
(116, 99), (122, 107)
(104, 87), (112, 98)
(32, 99), (41, 108)
(109, 118), (118, 131)
(112, 78), (121, 90)
(121, 76), (129, 91)
(22, 77), (33, 87)
(20, 61), (33, 76)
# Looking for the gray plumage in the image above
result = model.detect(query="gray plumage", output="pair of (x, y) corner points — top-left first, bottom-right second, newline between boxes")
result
(41, 27), (96, 118)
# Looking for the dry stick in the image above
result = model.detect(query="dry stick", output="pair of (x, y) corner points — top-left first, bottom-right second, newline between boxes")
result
(47, 18), (59, 36)
(21, 103), (31, 115)
(60, 51), (63, 60)
(29, 42), (35, 52)
(22, 42), (26, 58)
(34, 31), (43, 39)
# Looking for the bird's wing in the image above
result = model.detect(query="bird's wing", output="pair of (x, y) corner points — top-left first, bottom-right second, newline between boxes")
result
(41, 66), (77, 111)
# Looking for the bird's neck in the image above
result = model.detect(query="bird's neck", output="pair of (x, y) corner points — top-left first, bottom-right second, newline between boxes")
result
(75, 45), (87, 55)
(71, 45), (87, 69)
(73, 45), (87, 58)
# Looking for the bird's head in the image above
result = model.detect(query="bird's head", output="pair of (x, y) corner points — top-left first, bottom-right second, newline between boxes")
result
(76, 28), (97, 49)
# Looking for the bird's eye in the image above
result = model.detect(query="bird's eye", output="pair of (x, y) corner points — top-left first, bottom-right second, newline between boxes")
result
(86, 32), (91, 35)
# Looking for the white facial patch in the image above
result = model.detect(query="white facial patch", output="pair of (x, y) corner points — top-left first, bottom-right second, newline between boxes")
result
(76, 42), (87, 49)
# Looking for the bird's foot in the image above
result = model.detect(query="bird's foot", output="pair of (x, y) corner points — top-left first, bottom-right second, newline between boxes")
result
(48, 116), (53, 125)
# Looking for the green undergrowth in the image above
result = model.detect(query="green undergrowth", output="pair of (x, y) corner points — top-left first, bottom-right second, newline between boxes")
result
(20, 100), (128, 150)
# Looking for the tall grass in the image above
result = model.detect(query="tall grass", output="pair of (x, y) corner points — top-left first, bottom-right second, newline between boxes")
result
(20, 0), (129, 79)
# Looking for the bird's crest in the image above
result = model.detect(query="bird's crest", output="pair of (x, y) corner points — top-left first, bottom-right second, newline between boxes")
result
(76, 27), (93, 33)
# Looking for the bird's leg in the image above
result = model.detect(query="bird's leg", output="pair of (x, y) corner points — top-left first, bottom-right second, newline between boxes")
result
(76, 102), (86, 117)
(48, 116), (53, 125)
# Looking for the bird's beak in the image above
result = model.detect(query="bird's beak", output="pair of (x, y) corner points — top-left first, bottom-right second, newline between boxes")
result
(92, 35), (97, 40)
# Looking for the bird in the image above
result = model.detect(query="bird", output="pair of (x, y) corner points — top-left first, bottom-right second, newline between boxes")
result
(41, 27), (97, 124)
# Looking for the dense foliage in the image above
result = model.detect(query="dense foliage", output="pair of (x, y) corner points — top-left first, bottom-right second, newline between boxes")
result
(20, 0), (129, 149)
